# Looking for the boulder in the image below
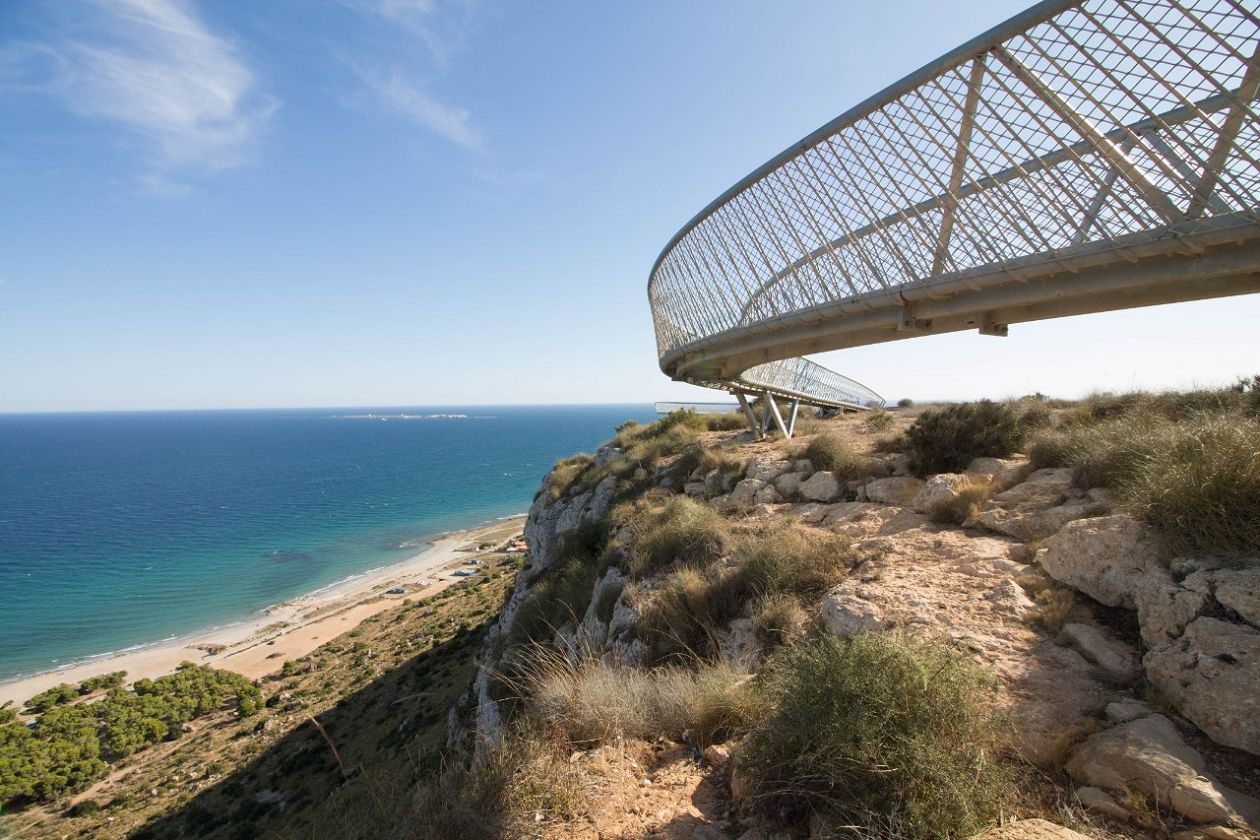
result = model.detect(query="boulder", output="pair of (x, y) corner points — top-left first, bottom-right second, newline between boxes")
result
(1134, 567), (1212, 649)
(1105, 698), (1155, 724)
(684, 481), (706, 497)
(1075, 785), (1131, 821)
(793, 458), (813, 474)
(911, 473), (970, 514)
(967, 819), (1093, 840)
(1066, 714), (1260, 827)
(992, 468), (1074, 510)
(975, 503), (1096, 542)
(772, 471), (808, 499)
(986, 578), (1037, 620)
(821, 588), (884, 638)
(754, 484), (782, 505)
(1215, 568), (1260, 628)
(966, 456), (1034, 492)
(863, 476), (925, 506)
(1060, 622), (1139, 684)
(729, 478), (766, 508)
(704, 468), (735, 497)
(1038, 514), (1163, 609)
(867, 452), (912, 478)
(746, 458), (793, 483)
(1144, 617), (1260, 758)
(799, 471), (842, 502)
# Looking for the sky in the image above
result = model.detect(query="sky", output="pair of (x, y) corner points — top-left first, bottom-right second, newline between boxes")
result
(1, 0), (1256, 412)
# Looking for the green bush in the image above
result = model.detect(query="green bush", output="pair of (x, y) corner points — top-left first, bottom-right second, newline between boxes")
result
(627, 496), (728, 577)
(864, 408), (895, 433)
(799, 432), (869, 482)
(896, 398), (914, 408)
(78, 671), (126, 695)
(23, 684), (78, 714)
(903, 400), (1022, 475)
(742, 632), (1012, 839)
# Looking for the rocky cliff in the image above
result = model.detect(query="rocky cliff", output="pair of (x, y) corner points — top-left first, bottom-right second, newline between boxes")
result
(449, 403), (1260, 839)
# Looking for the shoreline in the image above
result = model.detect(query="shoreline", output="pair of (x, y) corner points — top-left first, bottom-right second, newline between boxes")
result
(0, 514), (527, 709)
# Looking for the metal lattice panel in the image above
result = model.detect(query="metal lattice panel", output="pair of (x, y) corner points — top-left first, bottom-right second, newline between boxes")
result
(648, 0), (1260, 410)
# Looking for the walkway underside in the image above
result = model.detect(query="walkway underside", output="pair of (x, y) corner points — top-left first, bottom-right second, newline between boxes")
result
(648, 0), (1260, 422)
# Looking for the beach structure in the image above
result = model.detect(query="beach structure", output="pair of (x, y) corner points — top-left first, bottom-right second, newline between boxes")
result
(648, 0), (1260, 437)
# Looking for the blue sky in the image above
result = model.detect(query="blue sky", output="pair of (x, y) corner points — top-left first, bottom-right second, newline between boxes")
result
(1, 0), (1256, 412)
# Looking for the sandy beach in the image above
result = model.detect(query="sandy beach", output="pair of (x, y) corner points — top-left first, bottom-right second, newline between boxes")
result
(0, 515), (527, 709)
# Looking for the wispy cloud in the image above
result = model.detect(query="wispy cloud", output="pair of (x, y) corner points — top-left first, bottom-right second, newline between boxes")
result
(341, 0), (482, 152)
(4, 0), (273, 182)
(344, 0), (474, 70)
(350, 62), (480, 150)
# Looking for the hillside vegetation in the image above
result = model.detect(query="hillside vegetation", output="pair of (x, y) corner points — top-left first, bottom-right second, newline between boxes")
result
(6, 381), (1259, 840)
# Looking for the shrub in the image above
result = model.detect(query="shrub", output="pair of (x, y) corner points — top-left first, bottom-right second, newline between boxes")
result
(24, 684), (79, 714)
(522, 655), (763, 747)
(705, 412), (748, 431)
(410, 725), (581, 838)
(925, 475), (993, 526)
(742, 632), (1012, 839)
(903, 400), (1021, 475)
(545, 453), (593, 502)
(1127, 413), (1260, 557)
(627, 496), (728, 577)
(752, 593), (809, 649)
(78, 672), (126, 695)
(864, 408), (894, 433)
(799, 432), (869, 481)
(1028, 412), (1260, 557)
(637, 566), (747, 661)
(735, 522), (852, 599)
(896, 398), (914, 408)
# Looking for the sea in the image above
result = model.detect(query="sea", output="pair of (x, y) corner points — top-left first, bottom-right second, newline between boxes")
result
(0, 405), (657, 683)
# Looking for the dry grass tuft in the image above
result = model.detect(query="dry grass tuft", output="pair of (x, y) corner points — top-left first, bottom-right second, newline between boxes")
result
(626, 496), (729, 578)
(520, 655), (764, 747)
(925, 475), (993, 526)
(798, 432), (870, 482)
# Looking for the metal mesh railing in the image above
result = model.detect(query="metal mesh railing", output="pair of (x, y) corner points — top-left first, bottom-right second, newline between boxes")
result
(648, 0), (1260, 406)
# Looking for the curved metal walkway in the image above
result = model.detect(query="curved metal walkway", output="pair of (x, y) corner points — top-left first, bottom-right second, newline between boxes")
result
(648, 0), (1260, 422)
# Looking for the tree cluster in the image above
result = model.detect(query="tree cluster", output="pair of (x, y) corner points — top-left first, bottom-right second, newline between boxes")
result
(0, 663), (261, 807)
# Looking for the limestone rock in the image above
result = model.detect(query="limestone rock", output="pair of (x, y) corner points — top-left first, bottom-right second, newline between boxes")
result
(821, 588), (883, 638)
(1061, 622), (1140, 684)
(975, 503), (1096, 542)
(772, 471), (807, 499)
(793, 458), (813, 474)
(1145, 616), (1260, 757)
(746, 458), (792, 483)
(718, 618), (761, 671)
(754, 484), (782, 505)
(1134, 567), (1213, 650)
(729, 478), (766, 508)
(684, 481), (706, 496)
(1215, 568), (1260, 628)
(704, 468), (735, 497)
(1106, 698), (1154, 724)
(863, 476), (925, 506)
(799, 471), (841, 502)
(912, 472), (970, 514)
(967, 456), (1034, 492)
(868, 452), (912, 478)
(992, 468), (1073, 510)
(1038, 514), (1163, 609)
(968, 818), (1092, 840)
(1076, 785), (1131, 821)
(1066, 714), (1259, 827)
(987, 578), (1037, 620)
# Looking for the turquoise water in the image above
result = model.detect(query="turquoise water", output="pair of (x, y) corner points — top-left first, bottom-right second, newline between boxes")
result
(0, 405), (654, 682)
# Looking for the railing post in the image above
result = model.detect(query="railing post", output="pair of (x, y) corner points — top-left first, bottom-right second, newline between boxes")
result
(735, 392), (764, 440)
